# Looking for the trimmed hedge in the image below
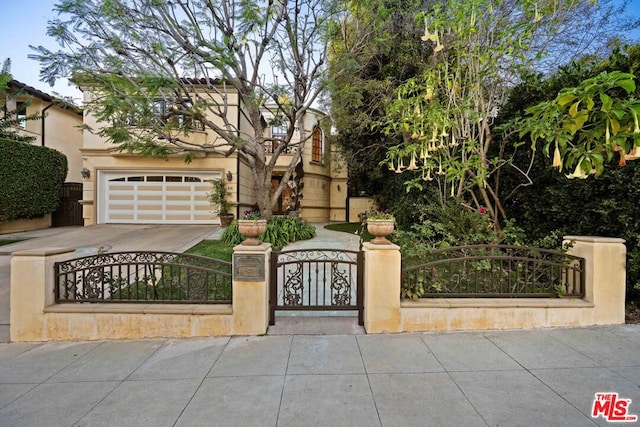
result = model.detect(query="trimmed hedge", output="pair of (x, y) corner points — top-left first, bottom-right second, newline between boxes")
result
(0, 138), (67, 222)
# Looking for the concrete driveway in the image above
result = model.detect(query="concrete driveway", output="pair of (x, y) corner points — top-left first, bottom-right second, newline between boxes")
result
(0, 224), (220, 342)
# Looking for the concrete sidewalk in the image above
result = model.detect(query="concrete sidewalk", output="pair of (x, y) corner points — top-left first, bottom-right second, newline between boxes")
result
(0, 325), (639, 426)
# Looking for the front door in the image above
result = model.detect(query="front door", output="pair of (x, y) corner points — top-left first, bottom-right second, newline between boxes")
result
(269, 177), (293, 215)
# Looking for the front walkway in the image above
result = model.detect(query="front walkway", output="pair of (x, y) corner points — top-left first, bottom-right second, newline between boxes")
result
(1, 326), (639, 426)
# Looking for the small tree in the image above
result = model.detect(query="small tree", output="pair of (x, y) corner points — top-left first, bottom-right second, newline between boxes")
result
(208, 179), (231, 216)
(32, 0), (341, 218)
(373, 0), (635, 227)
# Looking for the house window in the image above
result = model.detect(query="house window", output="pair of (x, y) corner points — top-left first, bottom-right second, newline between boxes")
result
(311, 126), (323, 162)
(144, 99), (204, 130)
(269, 123), (289, 153)
(16, 102), (27, 129)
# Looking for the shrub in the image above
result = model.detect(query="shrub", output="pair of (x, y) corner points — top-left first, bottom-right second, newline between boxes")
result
(0, 139), (67, 222)
(221, 216), (316, 250)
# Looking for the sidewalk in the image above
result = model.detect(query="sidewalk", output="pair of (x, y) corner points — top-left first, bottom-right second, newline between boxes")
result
(1, 325), (639, 426)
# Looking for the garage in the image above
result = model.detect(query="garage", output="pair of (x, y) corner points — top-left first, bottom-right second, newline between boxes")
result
(97, 171), (221, 224)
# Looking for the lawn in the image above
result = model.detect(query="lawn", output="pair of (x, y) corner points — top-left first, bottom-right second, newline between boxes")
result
(324, 222), (374, 241)
(185, 240), (234, 262)
(0, 239), (22, 247)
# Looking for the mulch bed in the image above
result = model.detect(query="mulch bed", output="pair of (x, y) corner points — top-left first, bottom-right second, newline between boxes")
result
(626, 306), (640, 324)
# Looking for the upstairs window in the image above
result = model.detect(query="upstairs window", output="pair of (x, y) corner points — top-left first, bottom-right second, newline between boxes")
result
(154, 99), (204, 130)
(16, 102), (27, 129)
(268, 123), (290, 153)
(122, 98), (204, 130)
(311, 125), (323, 162)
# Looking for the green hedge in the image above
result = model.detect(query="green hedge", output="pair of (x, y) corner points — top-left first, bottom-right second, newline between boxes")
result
(0, 138), (67, 222)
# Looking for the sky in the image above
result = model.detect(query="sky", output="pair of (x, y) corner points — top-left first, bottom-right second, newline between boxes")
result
(1, 0), (639, 106)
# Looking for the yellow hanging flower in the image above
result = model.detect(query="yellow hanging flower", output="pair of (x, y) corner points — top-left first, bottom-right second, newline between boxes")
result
(566, 163), (588, 179)
(552, 144), (562, 169)
(420, 18), (438, 42)
(407, 152), (418, 170)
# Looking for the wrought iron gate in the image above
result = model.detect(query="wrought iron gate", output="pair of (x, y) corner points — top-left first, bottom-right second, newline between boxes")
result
(269, 249), (363, 325)
(52, 182), (83, 227)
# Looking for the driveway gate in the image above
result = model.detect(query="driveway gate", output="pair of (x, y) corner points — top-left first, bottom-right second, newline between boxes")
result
(269, 249), (363, 325)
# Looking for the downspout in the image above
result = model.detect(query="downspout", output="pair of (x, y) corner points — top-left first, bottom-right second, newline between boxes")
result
(41, 103), (54, 146)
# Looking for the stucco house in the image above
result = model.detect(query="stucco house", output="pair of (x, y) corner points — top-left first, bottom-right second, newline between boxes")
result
(2, 80), (83, 182)
(1, 80), (84, 232)
(79, 81), (347, 225)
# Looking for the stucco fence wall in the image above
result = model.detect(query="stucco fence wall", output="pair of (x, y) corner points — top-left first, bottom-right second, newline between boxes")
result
(10, 236), (627, 341)
(364, 236), (627, 333)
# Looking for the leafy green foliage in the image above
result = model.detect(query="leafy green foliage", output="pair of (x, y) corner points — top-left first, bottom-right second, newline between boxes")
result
(498, 44), (640, 302)
(516, 71), (640, 177)
(221, 216), (317, 250)
(208, 179), (232, 216)
(220, 222), (245, 246)
(260, 217), (316, 250)
(0, 139), (67, 222)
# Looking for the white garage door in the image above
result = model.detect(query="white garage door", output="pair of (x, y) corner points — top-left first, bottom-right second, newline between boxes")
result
(98, 171), (221, 224)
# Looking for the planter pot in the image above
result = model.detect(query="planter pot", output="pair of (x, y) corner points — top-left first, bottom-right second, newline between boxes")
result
(367, 219), (395, 244)
(238, 219), (267, 245)
(220, 214), (235, 227)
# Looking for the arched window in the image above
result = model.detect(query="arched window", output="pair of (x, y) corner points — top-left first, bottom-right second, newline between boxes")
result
(311, 126), (323, 162)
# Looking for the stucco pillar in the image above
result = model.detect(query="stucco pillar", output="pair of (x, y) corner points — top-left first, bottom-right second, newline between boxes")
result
(363, 241), (401, 333)
(11, 248), (75, 341)
(232, 243), (271, 335)
(564, 236), (626, 325)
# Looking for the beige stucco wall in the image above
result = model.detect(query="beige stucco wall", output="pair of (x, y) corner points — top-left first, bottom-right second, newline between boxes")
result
(79, 151), (237, 225)
(10, 244), (271, 341)
(80, 86), (244, 225)
(349, 197), (377, 223)
(364, 236), (627, 333)
(329, 149), (348, 222)
(4, 94), (83, 182)
(80, 89), (345, 224)
(0, 215), (51, 234)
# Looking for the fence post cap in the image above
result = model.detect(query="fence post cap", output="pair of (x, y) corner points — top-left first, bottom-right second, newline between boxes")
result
(362, 242), (400, 250)
(11, 248), (75, 257)
(563, 236), (626, 244)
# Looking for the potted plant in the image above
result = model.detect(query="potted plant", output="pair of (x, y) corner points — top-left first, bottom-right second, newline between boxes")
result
(237, 210), (267, 245)
(366, 210), (395, 244)
(209, 179), (235, 226)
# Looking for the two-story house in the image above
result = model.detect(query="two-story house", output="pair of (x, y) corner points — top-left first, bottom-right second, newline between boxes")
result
(79, 81), (347, 225)
(1, 80), (84, 232)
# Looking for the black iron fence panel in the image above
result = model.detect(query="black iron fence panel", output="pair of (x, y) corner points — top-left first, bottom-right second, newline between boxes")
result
(55, 251), (232, 304)
(401, 245), (585, 298)
(270, 249), (364, 325)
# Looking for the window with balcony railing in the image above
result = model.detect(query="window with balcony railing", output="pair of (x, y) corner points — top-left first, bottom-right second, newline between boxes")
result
(267, 123), (294, 154)
(117, 99), (204, 131)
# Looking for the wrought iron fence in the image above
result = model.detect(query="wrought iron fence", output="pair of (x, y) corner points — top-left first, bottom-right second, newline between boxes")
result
(55, 251), (232, 304)
(401, 245), (585, 298)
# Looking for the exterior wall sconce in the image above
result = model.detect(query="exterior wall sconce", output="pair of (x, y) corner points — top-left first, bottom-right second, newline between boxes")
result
(81, 167), (91, 179)
(226, 171), (233, 181)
